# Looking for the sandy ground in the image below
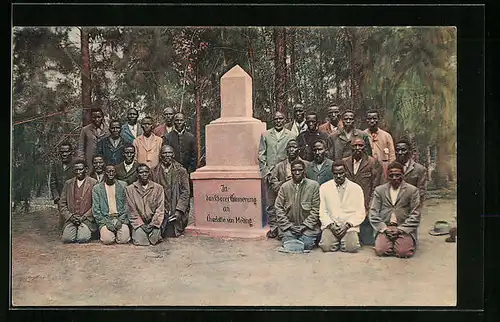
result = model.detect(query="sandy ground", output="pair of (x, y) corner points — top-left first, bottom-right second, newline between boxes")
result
(11, 197), (456, 306)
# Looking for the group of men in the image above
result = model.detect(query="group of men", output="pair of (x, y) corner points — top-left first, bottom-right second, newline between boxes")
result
(50, 103), (427, 258)
(50, 107), (195, 246)
(259, 103), (427, 258)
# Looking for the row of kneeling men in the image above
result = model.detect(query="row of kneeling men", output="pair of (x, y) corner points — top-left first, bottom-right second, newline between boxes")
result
(57, 144), (190, 246)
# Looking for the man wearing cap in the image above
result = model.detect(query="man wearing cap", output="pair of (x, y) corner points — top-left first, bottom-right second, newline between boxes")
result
(275, 159), (321, 252)
(318, 161), (365, 253)
(258, 111), (296, 239)
(369, 161), (421, 258)
(92, 164), (130, 245)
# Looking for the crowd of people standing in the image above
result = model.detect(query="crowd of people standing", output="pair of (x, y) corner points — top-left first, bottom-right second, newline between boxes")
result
(50, 101), (436, 257)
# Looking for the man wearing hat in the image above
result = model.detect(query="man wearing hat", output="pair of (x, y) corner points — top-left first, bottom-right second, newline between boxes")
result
(275, 159), (321, 253)
(369, 161), (421, 258)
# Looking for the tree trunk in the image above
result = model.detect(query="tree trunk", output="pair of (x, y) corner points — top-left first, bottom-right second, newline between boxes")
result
(81, 27), (92, 126)
(274, 28), (287, 113)
(195, 65), (202, 167)
(289, 29), (298, 103)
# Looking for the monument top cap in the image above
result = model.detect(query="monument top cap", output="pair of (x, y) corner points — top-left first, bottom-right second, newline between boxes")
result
(221, 64), (249, 79)
(220, 64), (253, 118)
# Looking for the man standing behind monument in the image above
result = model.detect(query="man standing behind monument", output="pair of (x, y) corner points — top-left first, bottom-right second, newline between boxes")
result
(369, 162), (421, 258)
(318, 161), (365, 253)
(126, 163), (165, 246)
(327, 110), (372, 160)
(305, 139), (334, 185)
(77, 107), (108, 172)
(258, 111), (296, 238)
(297, 111), (330, 162)
(115, 145), (139, 185)
(342, 136), (383, 245)
(133, 116), (163, 169)
(162, 113), (197, 174)
(363, 109), (395, 179)
(153, 107), (176, 137)
(92, 165), (130, 245)
(96, 120), (126, 166)
(275, 160), (321, 252)
(318, 104), (343, 135)
(395, 139), (427, 204)
(150, 145), (190, 238)
(59, 159), (98, 243)
(284, 103), (307, 137)
(120, 108), (142, 144)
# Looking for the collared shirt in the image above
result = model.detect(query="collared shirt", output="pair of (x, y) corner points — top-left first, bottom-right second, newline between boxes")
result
(128, 124), (138, 138)
(336, 180), (347, 201)
(315, 160), (325, 172)
(294, 121), (307, 134)
(370, 128), (379, 141)
(389, 185), (401, 224)
(96, 173), (104, 182)
(162, 163), (172, 174)
(165, 125), (174, 134)
(141, 183), (149, 191)
(175, 128), (185, 136)
(404, 160), (410, 173)
(345, 130), (353, 141)
(275, 128), (284, 140)
(353, 158), (362, 175)
(143, 135), (154, 150)
(330, 124), (338, 133)
(95, 124), (105, 137)
(124, 162), (134, 173)
(62, 164), (69, 171)
(104, 183), (118, 215)
(76, 178), (85, 188)
(110, 137), (121, 148)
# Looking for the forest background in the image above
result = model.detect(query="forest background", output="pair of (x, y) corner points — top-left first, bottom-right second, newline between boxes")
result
(11, 26), (457, 208)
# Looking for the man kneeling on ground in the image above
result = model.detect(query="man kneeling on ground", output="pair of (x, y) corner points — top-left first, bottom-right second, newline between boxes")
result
(369, 161), (421, 258)
(275, 159), (321, 252)
(92, 164), (131, 245)
(125, 163), (165, 246)
(318, 161), (365, 253)
(60, 159), (98, 243)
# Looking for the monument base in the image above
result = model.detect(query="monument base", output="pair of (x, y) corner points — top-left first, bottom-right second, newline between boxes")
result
(185, 224), (269, 239)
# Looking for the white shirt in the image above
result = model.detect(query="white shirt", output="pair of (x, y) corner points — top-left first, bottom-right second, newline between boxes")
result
(104, 183), (118, 215)
(128, 124), (138, 138)
(315, 160), (325, 172)
(353, 158), (362, 174)
(404, 160), (410, 173)
(124, 162), (134, 173)
(275, 128), (284, 140)
(141, 183), (149, 190)
(96, 173), (104, 182)
(329, 124), (338, 132)
(76, 178), (85, 188)
(389, 185), (401, 223)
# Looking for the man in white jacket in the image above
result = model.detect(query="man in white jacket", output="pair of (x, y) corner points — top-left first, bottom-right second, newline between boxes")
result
(318, 160), (366, 253)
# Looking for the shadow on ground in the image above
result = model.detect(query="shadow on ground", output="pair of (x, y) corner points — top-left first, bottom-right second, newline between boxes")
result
(11, 198), (456, 306)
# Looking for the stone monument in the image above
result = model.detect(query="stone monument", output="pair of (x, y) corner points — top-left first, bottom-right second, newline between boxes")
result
(186, 65), (268, 238)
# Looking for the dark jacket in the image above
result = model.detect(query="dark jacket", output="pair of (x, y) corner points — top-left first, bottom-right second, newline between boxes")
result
(296, 130), (330, 162)
(162, 130), (197, 173)
(327, 128), (372, 161)
(342, 154), (383, 211)
(92, 180), (130, 229)
(403, 159), (427, 203)
(115, 161), (139, 185)
(96, 135), (126, 166)
(49, 162), (73, 202)
(305, 158), (334, 185)
(59, 176), (98, 232)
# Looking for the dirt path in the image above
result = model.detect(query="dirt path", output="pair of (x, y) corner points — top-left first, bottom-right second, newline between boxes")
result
(11, 198), (456, 306)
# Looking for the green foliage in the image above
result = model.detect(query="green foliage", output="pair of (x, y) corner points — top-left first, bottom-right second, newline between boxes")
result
(11, 26), (457, 202)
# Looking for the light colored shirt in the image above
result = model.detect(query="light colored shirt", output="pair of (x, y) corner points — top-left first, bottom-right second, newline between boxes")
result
(275, 128), (284, 140)
(124, 162), (134, 173)
(62, 164), (69, 171)
(345, 130), (353, 141)
(315, 160), (326, 172)
(104, 183), (118, 215)
(336, 180), (347, 202)
(76, 178), (85, 188)
(404, 160), (410, 173)
(389, 186), (401, 223)
(128, 124), (138, 138)
(96, 173), (104, 182)
(141, 183), (149, 190)
(330, 124), (338, 133)
(353, 158), (362, 174)
(111, 137), (120, 148)
(175, 128), (186, 135)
